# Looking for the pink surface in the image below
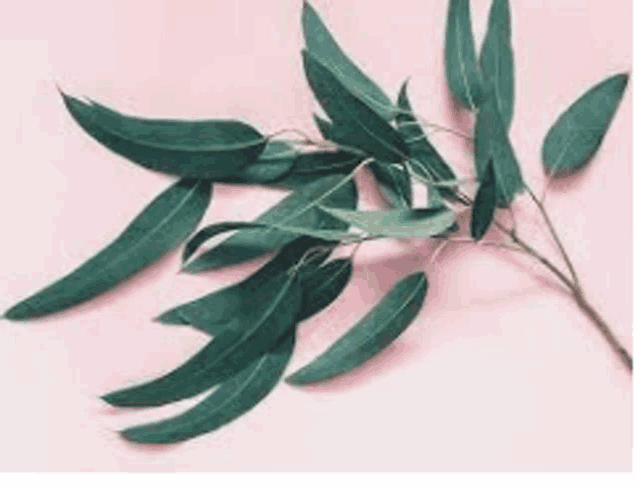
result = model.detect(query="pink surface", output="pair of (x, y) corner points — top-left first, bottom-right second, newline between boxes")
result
(0, 0), (631, 472)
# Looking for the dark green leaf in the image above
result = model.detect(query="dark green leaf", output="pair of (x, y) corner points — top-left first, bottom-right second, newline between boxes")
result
(445, 0), (484, 110)
(470, 159), (497, 240)
(102, 271), (301, 408)
(479, 0), (514, 130)
(303, 51), (409, 164)
(157, 237), (334, 333)
(302, 1), (394, 120)
(542, 73), (629, 177)
(4, 179), (212, 321)
(474, 88), (524, 206)
(121, 332), (295, 444)
(368, 162), (412, 208)
(286, 272), (427, 385)
(61, 93), (267, 179)
(229, 141), (298, 184)
(318, 206), (457, 239)
(181, 175), (357, 273)
(396, 81), (457, 184)
(297, 258), (353, 322)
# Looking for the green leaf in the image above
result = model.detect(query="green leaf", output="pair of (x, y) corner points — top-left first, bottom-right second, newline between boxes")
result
(61, 93), (267, 179)
(4, 179), (212, 321)
(470, 159), (497, 240)
(368, 162), (412, 208)
(542, 73), (629, 177)
(474, 88), (524, 206)
(445, 0), (484, 110)
(102, 271), (301, 408)
(318, 206), (457, 239)
(181, 175), (357, 273)
(286, 272), (427, 385)
(157, 237), (334, 333)
(227, 141), (363, 187)
(302, 1), (394, 120)
(396, 81), (457, 184)
(479, 0), (514, 130)
(297, 258), (353, 323)
(121, 332), (295, 444)
(303, 51), (409, 165)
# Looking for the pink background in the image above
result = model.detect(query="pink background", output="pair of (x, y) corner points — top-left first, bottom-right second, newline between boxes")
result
(0, 0), (631, 472)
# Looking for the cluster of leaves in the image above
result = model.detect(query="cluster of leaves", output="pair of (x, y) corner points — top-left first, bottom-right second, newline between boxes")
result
(3, 0), (628, 444)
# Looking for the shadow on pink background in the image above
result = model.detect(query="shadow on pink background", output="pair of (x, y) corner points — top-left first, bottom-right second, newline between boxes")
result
(0, 0), (632, 472)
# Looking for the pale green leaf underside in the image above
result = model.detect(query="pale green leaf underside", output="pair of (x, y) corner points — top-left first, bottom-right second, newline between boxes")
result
(286, 272), (427, 385)
(318, 206), (457, 239)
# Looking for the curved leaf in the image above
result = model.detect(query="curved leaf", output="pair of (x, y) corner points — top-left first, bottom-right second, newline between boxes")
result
(102, 272), (301, 408)
(303, 50), (409, 164)
(297, 258), (354, 323)
(157, 237), (334, 333)
(479, 0), (514, 130)
(474, 88), (523, 206)
(182, 175), (356, 273)
(542, 73), (629, 177)
(368, 162), (412, 209)
(286, 272), (427, 385)
(61, 93), (267, 179)
(396, 81), (457, 184)
(302, 1), (394, 120)
(4, 179), (212, 321)
(121, 332), (295, 444)
(470, 159), (497, 240)
(318, 206), (457, 239)
(445, 0), (484, 110)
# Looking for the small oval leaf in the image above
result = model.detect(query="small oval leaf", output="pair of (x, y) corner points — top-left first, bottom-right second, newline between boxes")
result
(445, 0), (484, 110)
(4, 179), (212, 321)
(542, 73), (629, 177)
(286, 272), (427, 385)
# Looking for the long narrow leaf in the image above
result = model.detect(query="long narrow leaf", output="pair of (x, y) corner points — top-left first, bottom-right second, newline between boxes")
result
(445, 0), (484, 110)
(303, 50), (409, 164)
(182, 175), (357, 273)
(121, 332), (295, 444)
(479, 0), (514, 130)
(302, 1), (394, 120)
(157, 237), (334, 333)
(286, 272), (427, 385)
(4, 179), (212, 320)
(102, 271), (301, 407)
(470, 159), (497, 240)
(297, 258), (354, 323)
(474, 88), (523, 206)
(61, 94), (267, 179)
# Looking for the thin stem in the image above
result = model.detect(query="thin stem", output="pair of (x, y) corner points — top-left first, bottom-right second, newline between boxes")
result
(525, 184), (581, 292)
